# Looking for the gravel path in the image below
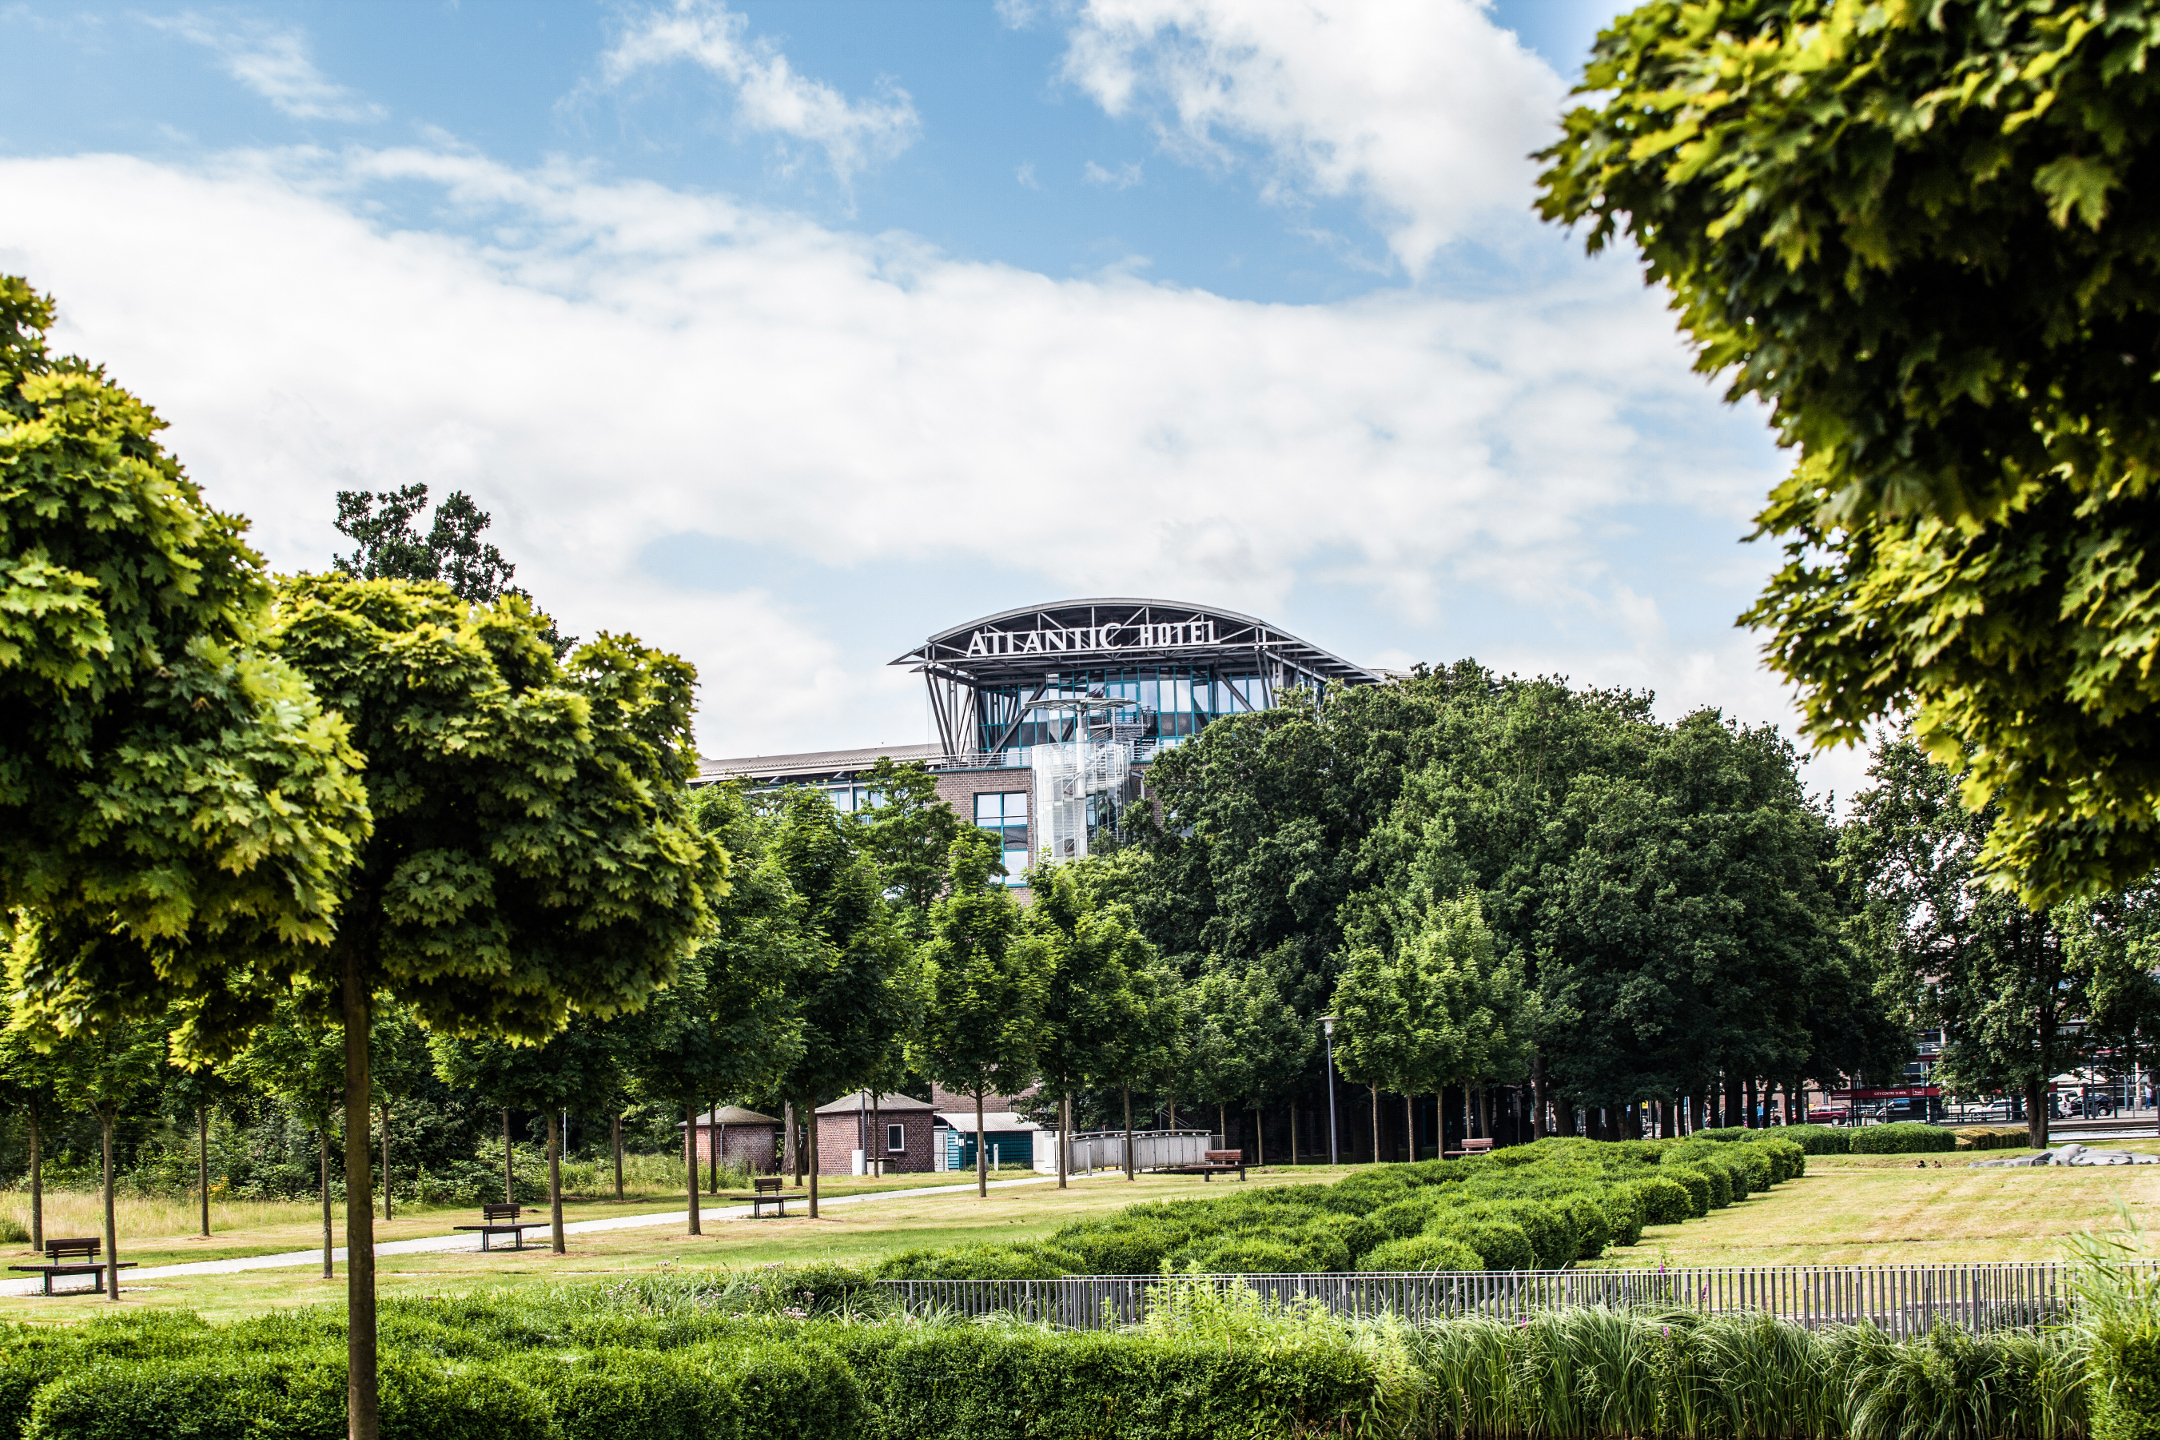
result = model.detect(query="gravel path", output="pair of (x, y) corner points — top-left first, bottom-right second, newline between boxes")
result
(2, 1171), (1091, 1296)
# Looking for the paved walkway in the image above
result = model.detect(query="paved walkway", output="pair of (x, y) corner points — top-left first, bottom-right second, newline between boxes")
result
(2, 1171), (1106, 1297)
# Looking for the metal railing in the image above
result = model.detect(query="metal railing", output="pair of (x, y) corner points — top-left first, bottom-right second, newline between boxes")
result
(875, 1261), (2111, 1335)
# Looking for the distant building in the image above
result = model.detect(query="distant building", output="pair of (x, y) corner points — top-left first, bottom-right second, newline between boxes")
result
(680, 1105), (782, 1175)
(698, 599), (1381, 884)
(814, 1091), (937, 1175)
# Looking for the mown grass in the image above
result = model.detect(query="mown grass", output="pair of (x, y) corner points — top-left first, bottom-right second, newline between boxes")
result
(0, 1166), (1360, 1323)
(1581, 1141), (2160, 1269)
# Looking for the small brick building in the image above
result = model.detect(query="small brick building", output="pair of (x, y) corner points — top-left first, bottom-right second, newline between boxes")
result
(682, 1105), (783, 1176)
(815, 1091), (937, 1174)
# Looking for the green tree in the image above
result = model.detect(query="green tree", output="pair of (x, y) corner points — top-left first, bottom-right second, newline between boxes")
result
(1094, 955), (1184, 1181)
(2, 273), (369, 1056)
(331, 484), (569, 654)
(0, 1011), (60, 1250)
(1025, 864), (1154, 1188)
(1413, 892), (1533, 1143)
(432, 1019), (618, 1253)
(1185, 950), (1311, 1164)
(1841, 731), (2085, 1146)
(915, 831), (1052, 1197)
(163, 1059), (245, 1238)
(37, 1004), (167, 1300)
(770, 789), (911, 1217)
(267, 574), (723, 1438)
(225, 998), (345, 1277)
(851, 757), (961, 919)
(1328, 943), (1418, 1163)
(619, 785), (803, 1228)
(1535, 2), (2160, 904)
(367, 1008), (432, 1223)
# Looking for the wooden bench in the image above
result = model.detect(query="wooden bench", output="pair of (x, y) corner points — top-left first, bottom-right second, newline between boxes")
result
(750, 1176), (788, 1218)
(452, 1203), (547, 1251)
(8, 1237), (136, 1295)
(1153, 1150), (1249, 1182)
(1444, 1137), (1496, 1159)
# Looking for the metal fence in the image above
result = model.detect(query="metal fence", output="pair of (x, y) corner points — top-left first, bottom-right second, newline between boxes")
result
(876, 1261), (2109, 1335)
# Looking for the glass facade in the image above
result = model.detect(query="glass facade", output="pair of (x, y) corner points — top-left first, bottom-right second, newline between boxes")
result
(973, 667), (1274, 766)
(974, 791), (1030, 885)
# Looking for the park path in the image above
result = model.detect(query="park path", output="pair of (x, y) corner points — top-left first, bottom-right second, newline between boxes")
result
(2, 1171), (1101, 1296)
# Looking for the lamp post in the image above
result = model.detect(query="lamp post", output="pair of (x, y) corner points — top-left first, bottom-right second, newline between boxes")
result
(1320, 1015), (1340, 1167)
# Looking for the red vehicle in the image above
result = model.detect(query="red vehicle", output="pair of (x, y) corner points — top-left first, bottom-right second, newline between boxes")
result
(1808, 1106), (1852, 1124)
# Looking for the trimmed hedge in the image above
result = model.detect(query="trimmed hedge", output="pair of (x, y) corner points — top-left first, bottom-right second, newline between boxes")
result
(1957, 1126), (2031, 1152)
(1851, 1122), (1957, 1154)
(1780, 1124), (1854, 1155)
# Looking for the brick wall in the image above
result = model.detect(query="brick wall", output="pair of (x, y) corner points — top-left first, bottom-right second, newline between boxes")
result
(815, 1109), (937, 1174)
(688, 1123), (781, 1175)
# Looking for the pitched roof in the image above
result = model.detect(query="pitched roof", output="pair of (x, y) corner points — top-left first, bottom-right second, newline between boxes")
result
(814, 1090), (935, 1115)
(678, 1105), (780, 1127)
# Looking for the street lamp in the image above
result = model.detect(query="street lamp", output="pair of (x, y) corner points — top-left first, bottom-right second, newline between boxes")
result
(1319, 1015), (1340, 1167)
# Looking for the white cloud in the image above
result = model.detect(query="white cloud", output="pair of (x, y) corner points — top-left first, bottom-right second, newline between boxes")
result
(596, 0), (919, 186)
(145, 13), (385, 122)
(1016, 161), (1040, 189)
(0, 145), (1779, 761)
(1058, 0), (1565, 275)
(1082, 159), (1143, 189)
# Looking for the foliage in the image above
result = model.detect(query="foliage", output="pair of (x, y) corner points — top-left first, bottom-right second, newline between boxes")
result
(2070, 1217), (2160, 1440)
(1778, 1124), (1854, 1156)
(331, 482), (569, 655)
(849, 758), (960, 918)
(0, 275), (370, 1056)
(1535, 1), (2160, 903)
(1849, 1123), (1957, 1156)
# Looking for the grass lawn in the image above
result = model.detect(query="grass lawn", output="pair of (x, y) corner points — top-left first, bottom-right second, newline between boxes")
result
(1579, 1139), (2160, 1269)
(0, 1165), (1363, 1324)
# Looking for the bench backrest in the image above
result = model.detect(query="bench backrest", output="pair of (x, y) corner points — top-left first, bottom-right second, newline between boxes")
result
(481, 1203), (522, 1222)
(753, 1176), (783, 1194)
(1462, 1138), (1495, 1153)
(1204, 1150), (1242, 1164)
(47, 1238), (99, 1260)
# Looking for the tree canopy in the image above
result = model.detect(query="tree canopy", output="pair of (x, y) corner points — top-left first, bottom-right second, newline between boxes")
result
(1, 276), (370, 1053)
(1535, 1), (2160, 904)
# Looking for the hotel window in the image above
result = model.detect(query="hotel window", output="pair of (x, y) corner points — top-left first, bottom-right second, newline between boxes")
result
(974, 791), (1030, 886)
(886, 1123), (906, 1153)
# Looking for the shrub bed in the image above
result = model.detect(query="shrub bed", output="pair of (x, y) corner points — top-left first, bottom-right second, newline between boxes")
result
(0, 1282), (2095, 1440)
(1851, 1123), (1957, 1154)
(1956, 1126), (2031, 1152)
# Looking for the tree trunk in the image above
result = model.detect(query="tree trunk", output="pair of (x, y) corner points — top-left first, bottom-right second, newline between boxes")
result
(199, 1105), (211, 1237)
(1370, 1083), (1381, 1164)
(784, 1102), (800, 1185)
(807, 1099), (821, 1219)
(1123, 1085), (1135, 1181)
(1254, 1103), (1266, 1166)
(1403, 1092), (1415, 1162)
(1289, 1104), (1298, 1166)
(1745, 1077), (1758, 1128)
(1531, 1053), (1548, 1139)
(613, 1113), (624, 1202)
(1057, 1092), (1070, 1190)
(547, 1110), (565, 1254)
(1478, 1084), (1491, 1140)
(683, 1103), (701, 1235)
(342, 948), (378, 1440)
(502, 1108), (513, 1205)
(100, 1111), (118, 1303)
(975, 1088), (988, 1199)
(380, 1104), (393, 1223)
(28, 1098), (42, 1251)
(320, 1128), (333, 1280)
(2027, 1073), (2049, 1149)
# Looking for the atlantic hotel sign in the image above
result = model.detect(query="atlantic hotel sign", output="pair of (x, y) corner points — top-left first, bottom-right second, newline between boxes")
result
(962, 620), (1222, 658)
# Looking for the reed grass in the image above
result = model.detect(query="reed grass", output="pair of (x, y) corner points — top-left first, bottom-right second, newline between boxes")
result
(1381, 1307), (2084, 1440)
(0, 1189), (431, 1247)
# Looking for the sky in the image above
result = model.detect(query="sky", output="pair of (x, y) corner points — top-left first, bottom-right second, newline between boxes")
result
(0, 0), (1860, 799)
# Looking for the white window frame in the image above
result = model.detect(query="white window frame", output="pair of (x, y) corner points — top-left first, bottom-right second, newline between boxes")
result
(886, 1122), (906, 1153)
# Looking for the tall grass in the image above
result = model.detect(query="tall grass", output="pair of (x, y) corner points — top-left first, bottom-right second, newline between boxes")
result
(1379, 1307), (2083, 1440)
(0, 1190), (405, 1247)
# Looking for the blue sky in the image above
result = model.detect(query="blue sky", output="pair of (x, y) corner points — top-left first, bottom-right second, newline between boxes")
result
(0, 1), (1846, 794)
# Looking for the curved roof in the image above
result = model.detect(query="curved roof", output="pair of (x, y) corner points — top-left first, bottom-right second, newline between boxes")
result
(890, 597), (1379, 687)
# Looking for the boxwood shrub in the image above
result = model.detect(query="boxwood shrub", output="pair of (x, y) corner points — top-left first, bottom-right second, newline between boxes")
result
(1778, 1124), (1853, 1155)
(1850, 1122), (1956, 1154)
